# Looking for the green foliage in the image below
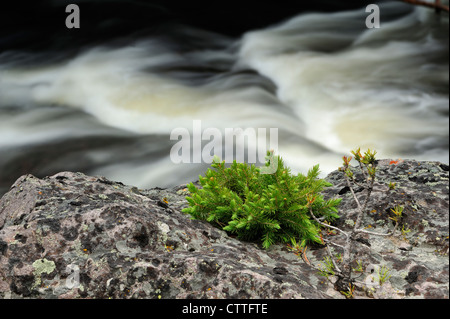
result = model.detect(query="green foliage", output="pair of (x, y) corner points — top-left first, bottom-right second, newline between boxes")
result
(400, 224), (411, 240)
(350, 147), (377, 165)
(378, 265), (392, 285)
(352, 260), (364, 273)
(389, 205), (404, 223)
(182, 152), (341, 249)
(340, 283), (355, 299)
(317, 256), (335, 279)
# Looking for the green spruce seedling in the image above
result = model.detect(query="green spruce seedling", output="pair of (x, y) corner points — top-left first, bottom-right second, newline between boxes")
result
(182, 151), (341, 249)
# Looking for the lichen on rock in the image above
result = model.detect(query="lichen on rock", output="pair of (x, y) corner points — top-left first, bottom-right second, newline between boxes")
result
(32, 258), (56, 289)
(0, 160), (448, 299)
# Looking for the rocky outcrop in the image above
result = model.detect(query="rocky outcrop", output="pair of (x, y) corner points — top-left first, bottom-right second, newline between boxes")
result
(0, 159), (448, 299)
(321, 159), (449, 299)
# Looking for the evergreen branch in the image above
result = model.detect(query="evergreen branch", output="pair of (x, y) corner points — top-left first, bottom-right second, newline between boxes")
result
(183, 153), (340, 249)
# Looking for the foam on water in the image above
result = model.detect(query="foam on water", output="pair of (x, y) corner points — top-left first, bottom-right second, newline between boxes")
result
(237, 2), (448, 164)
(0, 1), (448, 189)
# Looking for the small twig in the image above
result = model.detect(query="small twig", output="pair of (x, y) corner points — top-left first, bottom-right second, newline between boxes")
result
(355, 228), (393, 236)
(299, 149), (405, 292)
(325, 244), (342, 274)
(353, 177), (374, 230)
(355, 218), (399, 237)
(309, 207), (349, 238)
(357, 162), (369, 180)
(340, 164), (375, 278)
(349, 178), (368, 190)
(322, 238), (346, 250)
(344, 176), (363, 213)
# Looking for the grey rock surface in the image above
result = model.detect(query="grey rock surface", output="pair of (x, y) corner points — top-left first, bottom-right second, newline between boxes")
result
(0, 159), (448, 299)
(320, 159), (449, 298)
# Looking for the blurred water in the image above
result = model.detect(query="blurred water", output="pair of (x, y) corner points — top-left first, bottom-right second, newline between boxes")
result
(0, 1), (448, 194)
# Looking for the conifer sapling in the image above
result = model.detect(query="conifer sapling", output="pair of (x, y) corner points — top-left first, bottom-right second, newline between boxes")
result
(182, 152), (341, 249)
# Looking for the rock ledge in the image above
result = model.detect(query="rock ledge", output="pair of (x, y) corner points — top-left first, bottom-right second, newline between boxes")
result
(0, 159), (448, 299)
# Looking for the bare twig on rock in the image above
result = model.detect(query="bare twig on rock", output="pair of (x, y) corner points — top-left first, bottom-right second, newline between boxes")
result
(299, 149), (404, 295)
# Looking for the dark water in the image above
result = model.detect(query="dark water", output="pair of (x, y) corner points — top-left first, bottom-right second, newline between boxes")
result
(0, 0), (448, 195)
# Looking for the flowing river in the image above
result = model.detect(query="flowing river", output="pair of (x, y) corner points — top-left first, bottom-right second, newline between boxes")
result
(0, 1), (448, 194)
